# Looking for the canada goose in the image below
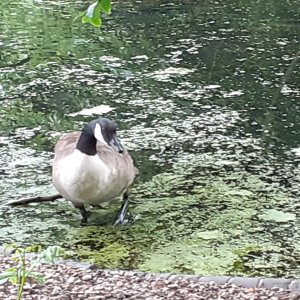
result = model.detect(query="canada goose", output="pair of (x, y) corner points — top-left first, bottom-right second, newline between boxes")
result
(52, 117), (138, 225)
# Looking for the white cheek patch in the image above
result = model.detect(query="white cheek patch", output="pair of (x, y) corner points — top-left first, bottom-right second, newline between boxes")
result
(94, 123), (108, 145)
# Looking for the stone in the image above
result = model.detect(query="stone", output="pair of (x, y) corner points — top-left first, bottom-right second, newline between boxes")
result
(66, 276), (76, 284)
(82, 274), (92, 281)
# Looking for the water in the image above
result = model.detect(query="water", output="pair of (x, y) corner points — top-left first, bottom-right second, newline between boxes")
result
(0, 0), (300, 276)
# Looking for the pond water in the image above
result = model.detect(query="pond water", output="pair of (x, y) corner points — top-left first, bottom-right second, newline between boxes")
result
(1, 0), (300, 277)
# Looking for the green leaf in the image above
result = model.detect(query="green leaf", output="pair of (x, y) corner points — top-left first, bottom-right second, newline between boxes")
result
(99, 0), (111, 14)
(3, 243), (17, 254)
(259, 209), (296, 223)
(39, 246), (65, 264)
(11, 257), (19, 262)
(82, 2), (102, 28)
(0, 271), (17, 285)
(91, 16), (102, 27)
(9, 276), (18, 285)
(0, 278), (9, 285)
(6, 267), (17, 273)
(29, 272), (45, 284)
(82, 15), (91, 24)
(25, 245), (41, 253)
(85, 2), (98, 18)
(81, 0), (111, 28)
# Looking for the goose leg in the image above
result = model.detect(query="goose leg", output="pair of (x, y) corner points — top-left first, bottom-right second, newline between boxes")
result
(74, 203), (91, 224)
(113, 191), (129, 226)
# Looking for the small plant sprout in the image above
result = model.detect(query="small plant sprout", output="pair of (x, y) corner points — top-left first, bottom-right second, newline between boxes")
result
(0, 245), (65, 300)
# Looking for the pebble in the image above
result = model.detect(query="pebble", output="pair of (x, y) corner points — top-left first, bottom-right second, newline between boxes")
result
(66, 276), (76, 284)
(290, 292), (300, 300)
(82, 274), (92, 281)
(51, 286), (61, 295)
(0, 255), (294, 299)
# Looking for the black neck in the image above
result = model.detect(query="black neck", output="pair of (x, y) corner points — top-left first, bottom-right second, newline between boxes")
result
(76, 129), (97, 156)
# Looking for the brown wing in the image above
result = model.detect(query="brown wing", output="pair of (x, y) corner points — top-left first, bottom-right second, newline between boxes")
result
(96, 143), (139, 183)
(54, 132), (80, 160)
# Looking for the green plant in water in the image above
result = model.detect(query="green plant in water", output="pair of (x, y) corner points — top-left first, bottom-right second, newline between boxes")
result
(0, 245), (65, 300)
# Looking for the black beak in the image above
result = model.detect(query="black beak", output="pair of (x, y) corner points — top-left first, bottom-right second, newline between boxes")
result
(110, 137), (124, 153)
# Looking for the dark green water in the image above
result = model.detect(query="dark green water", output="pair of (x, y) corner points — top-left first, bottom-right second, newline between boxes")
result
(0, 0), (300, 277)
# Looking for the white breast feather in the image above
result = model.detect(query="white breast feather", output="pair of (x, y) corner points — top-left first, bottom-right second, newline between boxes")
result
(53, 149), (130, 205)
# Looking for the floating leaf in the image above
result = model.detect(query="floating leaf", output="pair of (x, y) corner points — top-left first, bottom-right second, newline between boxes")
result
(259, 209), (296, 223)
(69, 105), (115, 117)
(193, 230), (223, 240)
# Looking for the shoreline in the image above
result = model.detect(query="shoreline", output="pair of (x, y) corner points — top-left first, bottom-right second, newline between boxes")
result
(0, 253), (298, 299)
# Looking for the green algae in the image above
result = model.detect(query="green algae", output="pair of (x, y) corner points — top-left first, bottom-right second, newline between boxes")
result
(139, 242), (239, 275)
(1, 123), (298, 276)
(64, 166), (298, 276)
(67, 224), (153, 269)
(73, 242), (131, 269)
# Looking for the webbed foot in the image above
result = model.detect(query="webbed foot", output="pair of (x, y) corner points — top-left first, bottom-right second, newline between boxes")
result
(80, 211), (92, 225)
(74, 204), (91, 224)
(113, 192), (129, 226)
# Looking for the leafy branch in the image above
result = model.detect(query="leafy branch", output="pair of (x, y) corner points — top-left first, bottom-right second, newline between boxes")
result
(81, 0), (112, 27)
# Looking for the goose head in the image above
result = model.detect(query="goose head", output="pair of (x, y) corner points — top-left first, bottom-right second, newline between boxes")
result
(94, 118), (124, 153)
(78, 117), (124, 155)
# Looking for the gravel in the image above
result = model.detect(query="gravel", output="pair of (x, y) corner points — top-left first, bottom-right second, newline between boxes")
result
(0, 255), (297, 300)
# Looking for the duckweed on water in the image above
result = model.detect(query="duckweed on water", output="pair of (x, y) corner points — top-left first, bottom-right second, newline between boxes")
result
(65, 167), (299, 276)
(1, 105), (300, 276)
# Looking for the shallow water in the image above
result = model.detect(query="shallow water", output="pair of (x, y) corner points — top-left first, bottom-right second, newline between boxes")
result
(0, 0), (300, 277)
